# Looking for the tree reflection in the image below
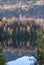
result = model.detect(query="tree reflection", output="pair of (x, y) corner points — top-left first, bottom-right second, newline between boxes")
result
(0, 20), (42, 50)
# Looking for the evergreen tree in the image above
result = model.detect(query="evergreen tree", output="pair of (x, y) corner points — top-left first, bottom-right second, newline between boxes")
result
(0, 48), (6, 65)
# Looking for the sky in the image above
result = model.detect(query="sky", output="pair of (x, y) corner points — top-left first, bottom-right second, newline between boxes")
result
(7, 56), (37, 65)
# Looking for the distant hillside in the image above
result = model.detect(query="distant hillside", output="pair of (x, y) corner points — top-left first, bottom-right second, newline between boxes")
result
(0, 0), (44, 18)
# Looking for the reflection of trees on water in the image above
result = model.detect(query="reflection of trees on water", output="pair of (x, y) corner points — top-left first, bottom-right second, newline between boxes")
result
(0, 39), (32, 49)
(0, 20), (42, 49)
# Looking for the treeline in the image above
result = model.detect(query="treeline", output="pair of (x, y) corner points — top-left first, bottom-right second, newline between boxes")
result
(0, 18), (43, 48)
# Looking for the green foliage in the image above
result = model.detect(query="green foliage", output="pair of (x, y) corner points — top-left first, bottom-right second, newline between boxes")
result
(0, 48), (6, 65)
(38, 51), (44, 65)
(39, 39), (44, 49)
(39, 51), (44, 60)
(0, 48), (3, 53)
(38, 38), (44, 65)
(0, 55), (6, 65)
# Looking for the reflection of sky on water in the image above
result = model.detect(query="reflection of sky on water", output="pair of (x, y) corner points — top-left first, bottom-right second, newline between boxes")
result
(3, 51), (37, 62)
(6, 56), (37, 65)
(0, 38), (37, 50)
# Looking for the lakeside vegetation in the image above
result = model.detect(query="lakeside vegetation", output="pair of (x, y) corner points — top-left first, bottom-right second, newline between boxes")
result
(0, 48), (6, 65)
(37, 38), (44, 65)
